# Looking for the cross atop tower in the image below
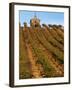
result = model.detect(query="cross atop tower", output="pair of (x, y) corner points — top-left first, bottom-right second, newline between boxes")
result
(34, 12), (37, 18)
(30, 11), (40, 27)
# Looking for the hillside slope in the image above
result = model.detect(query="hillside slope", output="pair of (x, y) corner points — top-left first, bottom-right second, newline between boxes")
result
(19, 25), (64, 79)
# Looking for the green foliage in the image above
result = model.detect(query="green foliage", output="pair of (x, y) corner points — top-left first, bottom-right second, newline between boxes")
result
(34, 29), (64, 62)
(42, 25), (64, 51)
(19, 30), (32, 79)
(24, 22), (27, 27)
(19, 25), (64, 78)
(27, 28), (63, 77)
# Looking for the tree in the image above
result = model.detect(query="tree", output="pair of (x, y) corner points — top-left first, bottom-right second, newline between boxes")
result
(24, 22), (27, 28)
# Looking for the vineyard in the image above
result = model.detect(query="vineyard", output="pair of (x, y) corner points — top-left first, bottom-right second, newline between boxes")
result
(19, 24), (64, 79)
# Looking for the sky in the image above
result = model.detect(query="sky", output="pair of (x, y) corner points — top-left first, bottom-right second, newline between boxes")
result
(19, 10), (64, 27)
